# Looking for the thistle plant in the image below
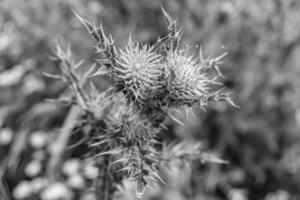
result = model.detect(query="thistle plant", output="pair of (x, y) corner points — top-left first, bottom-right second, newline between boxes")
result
(44, 8), (237, 200)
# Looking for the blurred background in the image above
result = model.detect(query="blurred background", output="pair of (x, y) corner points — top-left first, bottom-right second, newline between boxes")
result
(1, 0), (300, 200)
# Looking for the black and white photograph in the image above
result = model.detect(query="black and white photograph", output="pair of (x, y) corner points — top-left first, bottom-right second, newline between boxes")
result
(0, 1), (299, 200)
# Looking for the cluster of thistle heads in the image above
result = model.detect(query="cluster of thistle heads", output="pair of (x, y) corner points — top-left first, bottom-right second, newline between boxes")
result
(47, 8), (236, 199)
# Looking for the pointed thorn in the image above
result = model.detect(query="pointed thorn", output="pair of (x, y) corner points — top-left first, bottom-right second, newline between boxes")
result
(42, 72), (62, 80)
(72, 8), (94, 33)
(161, 6), (174, 26)
(215, 52), (228, 61)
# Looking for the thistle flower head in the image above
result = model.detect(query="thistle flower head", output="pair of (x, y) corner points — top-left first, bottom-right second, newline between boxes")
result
(115, 38), (164, 104)
(165, 49), (210, 107)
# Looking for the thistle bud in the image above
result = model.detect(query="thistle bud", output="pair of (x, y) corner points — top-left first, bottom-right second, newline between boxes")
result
(165, 50), (210, 107)
(115, 39), (164, 104)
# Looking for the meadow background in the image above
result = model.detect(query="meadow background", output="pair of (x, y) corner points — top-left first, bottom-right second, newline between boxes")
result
(1, 0), (300, 200)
